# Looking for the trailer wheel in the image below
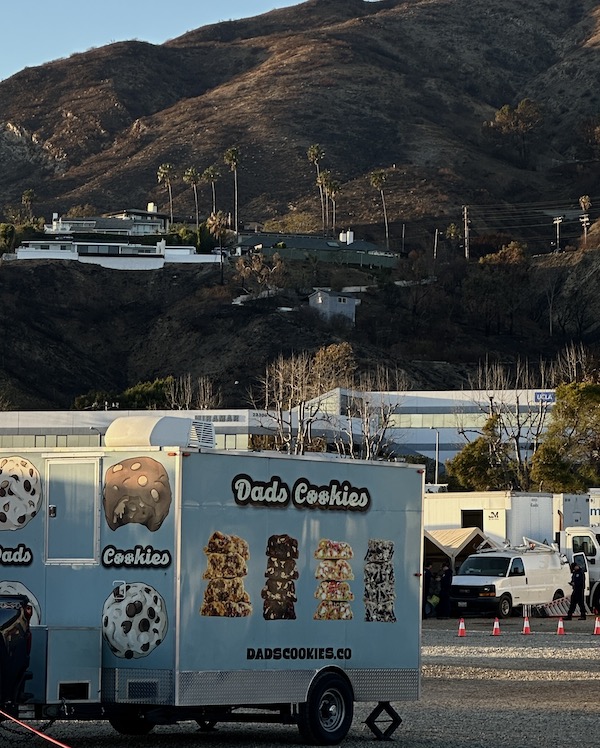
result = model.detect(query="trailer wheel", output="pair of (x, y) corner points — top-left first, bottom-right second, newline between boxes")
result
(298, 672), (354, 745)
(497, 593), (513, 619)
(108, 713), (155, 735)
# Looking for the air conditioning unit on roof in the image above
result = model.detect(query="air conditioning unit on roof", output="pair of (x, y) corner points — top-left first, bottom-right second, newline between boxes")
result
(104, 416), (214, 449)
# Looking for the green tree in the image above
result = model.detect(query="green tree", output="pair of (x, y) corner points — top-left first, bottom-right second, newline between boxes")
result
(0, 223), (17, 253)
(369, 170), (389, 250)
(207, 210), (229, 284)
(183, 166), (201, 237)
(157, 162), (176, 225)
(531, 382), (600, 492)
(489, 98), (543, 164)
(446, 416), (513, 490)
(223, 146), (240, 236)
(307, 143), (326, 234)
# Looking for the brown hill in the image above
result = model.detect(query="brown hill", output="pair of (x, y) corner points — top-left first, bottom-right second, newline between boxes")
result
(1, 0), (600, 243)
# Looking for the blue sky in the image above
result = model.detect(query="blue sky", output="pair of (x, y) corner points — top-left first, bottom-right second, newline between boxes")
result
(1, 0), (303, 82)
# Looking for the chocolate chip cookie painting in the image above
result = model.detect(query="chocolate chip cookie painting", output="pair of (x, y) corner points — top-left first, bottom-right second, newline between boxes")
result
(103, 457), (172, 533)
(0, 456), (42, 531)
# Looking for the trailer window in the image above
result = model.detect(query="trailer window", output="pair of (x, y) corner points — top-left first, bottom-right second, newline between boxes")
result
(458, 556), (510, 577)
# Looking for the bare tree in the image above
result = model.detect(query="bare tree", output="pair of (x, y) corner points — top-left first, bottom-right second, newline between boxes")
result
(328, 366), (409, 460)
(194, 375), (222, 409)
(164, 374), (194, 410)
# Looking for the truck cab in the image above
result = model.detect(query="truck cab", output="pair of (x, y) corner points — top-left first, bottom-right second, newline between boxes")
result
(560, 527), (600, 611)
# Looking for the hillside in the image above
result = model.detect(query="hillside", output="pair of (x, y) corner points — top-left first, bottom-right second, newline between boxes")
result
(1, 0), (600, 247)
(1, 241), (599, 410)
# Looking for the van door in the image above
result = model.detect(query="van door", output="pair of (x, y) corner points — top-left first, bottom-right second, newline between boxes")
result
(506, 557), (529, 605)
(573, 552), (591, 600)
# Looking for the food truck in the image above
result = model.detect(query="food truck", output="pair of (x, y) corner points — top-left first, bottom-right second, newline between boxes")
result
(0, 416), (424, 744)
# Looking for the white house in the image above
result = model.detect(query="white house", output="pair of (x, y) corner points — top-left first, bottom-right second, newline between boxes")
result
(309, 288), (361, 324)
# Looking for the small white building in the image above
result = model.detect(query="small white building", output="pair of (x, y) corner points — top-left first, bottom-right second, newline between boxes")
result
(309, 288), (361, 324)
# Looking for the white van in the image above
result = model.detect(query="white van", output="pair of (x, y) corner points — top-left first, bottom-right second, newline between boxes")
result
(450, 539), (572, 618)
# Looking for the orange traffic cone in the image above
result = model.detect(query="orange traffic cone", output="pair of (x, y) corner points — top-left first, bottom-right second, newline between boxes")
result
(556, 617), (565, 635)
(522, 616), (531, 635)
(457, 618), (466, 637)
(491, 618), (501, 636)
(593, 617), (600, 635)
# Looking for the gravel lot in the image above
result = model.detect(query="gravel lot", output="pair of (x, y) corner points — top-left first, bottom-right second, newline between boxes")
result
(4, 616), (599, 748)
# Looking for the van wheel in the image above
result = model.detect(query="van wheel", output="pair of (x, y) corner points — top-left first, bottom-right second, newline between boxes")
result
(498, 594), (512, 618)
(108, 713), (155, 735)
(553, 589), (564, 601)
(298, 672), (354, 745)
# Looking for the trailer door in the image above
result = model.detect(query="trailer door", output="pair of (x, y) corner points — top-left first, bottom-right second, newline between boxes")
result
(46, 459), (100, 563)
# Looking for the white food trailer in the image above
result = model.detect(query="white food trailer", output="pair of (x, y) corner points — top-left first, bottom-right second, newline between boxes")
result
(0, 416), (424, 744)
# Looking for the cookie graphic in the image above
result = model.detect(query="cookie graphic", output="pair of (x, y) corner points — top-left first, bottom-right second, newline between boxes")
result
(200, 531), (252, 617)
(266, 534), (298, 560)
(102, 583), (168, 659)
(0, 456), (42, 531)
(315, 559), (354, 581)
(363, 539), (396, 623)
(103, 457), (172, 532)
(314, 581), (354, 601)
(314, 600), (353, 621)
(205, 531), (249, 560)
(0, 581), (41, 625)
(314, 539), (353, 560)
(262, 534), (299, 620)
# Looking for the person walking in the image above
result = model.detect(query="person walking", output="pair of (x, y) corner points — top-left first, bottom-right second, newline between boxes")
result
(422, 561), (433, 619)
(565, 562), (586, 620)
(437, 561), (453, 619)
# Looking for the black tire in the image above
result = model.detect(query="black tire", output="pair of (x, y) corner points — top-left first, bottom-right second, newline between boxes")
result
(497, 593), (512, 619)
(108, 713), (155, 735)
(553, 589), (564, 601)
(298, 672), (354, 745)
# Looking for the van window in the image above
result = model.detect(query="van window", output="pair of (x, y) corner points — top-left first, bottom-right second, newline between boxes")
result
(509, 558), (525, 576)
(572, 535), (596, 557)
(458, 556), (510, 577)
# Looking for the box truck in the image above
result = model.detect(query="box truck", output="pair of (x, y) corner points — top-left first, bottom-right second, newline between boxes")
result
(0, 415), (424, 743)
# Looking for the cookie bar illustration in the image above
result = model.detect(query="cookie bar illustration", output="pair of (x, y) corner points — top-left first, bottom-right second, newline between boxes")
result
(202, 552), (248, 579)
(205, 531), (249, 560)
(0, 581), (41, 625)
(0, 456), (42, 531)
(363, 539), (396, 623)
(314, 539), (353, 560)
(102, 582), (168, 659)
(313, 539), (355, 620)
(262, 534), (299, 620)
(103, 457), (172, 532)
(264, 557), (299, 580)
(315, 581), (354, 602)
(315, 559), (354, 581)
(201, 531), (252, 617)
(266, 534), (298, 560)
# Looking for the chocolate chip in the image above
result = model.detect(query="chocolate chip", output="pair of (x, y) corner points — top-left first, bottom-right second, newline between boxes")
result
(138, 618), (150, 632)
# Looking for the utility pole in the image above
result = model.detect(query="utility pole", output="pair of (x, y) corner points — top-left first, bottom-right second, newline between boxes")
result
(580, 213), (590, 247)
(462, 205), (470, 260)
(553, 216), (563, 253)
(433, 228), (439, 260)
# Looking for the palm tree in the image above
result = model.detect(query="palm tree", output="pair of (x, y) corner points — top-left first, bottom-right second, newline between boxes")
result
(318, 169), (333, 236)
(21, 189), (36, 222)
(329, 179), (341, 237)
(157, 163), (176, 226)
(369, 170), (389, 251)
(307, 144), (325, 234)
(201, 166), (220, 215)
(207, 210), (228, 284)
(183, 166), (201, 236)
(224, 146), (240, 237)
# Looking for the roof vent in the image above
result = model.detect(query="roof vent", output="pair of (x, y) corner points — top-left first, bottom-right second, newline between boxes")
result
(104, 416), (214, 449)
(188, 420), (215, 449)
